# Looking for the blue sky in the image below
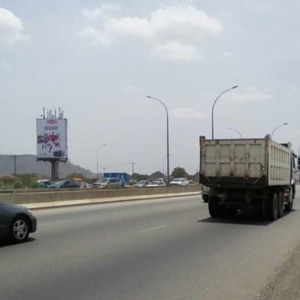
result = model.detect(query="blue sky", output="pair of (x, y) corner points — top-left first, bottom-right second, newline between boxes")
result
(1, 0), (300, 175)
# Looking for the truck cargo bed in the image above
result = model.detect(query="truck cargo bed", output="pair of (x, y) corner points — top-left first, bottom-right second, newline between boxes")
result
(199, 136), (292, 188)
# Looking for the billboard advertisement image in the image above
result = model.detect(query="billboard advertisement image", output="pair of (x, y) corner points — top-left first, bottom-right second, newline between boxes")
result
(36, 119), (68, 161)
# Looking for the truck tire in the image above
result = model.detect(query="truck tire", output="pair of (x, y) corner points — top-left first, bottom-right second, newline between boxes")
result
(255, 198), (265, 220)
(285, 190), (293, 212)
(278, 192), (284, 218)
(202, 194), (209, 203)
(208, 197), (223, 218)
(267, 193), (278, 221)
(224, 208), (238, 218)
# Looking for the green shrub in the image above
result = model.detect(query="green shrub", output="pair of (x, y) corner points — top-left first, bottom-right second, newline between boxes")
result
(13, 180), (23, 189)
(0, 181), (3, 189)
(30, 181), (39, 189)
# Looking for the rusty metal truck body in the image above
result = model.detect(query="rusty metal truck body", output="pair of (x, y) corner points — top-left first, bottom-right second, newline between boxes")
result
(199, 136), (296, 220)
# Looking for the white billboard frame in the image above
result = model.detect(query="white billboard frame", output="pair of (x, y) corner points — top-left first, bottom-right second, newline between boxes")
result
(36, 118), (68, 161)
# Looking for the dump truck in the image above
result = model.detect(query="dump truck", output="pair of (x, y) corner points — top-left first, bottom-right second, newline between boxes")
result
(199, 135), (297, 220)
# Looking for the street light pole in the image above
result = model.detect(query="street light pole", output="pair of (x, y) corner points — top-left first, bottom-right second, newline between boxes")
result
(271, 123), (288, 140)
(129, 162), (137, 175)
(163, 154), (171, 175)
(228, 127), (243, 139)
(146, 95), (170, 185)
(97, 144), (106, 179)
(212, 86), (238, 139)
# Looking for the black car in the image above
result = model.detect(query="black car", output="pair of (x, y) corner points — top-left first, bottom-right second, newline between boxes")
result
(48, 180), (80, 189)
(0, 202), (37, 243)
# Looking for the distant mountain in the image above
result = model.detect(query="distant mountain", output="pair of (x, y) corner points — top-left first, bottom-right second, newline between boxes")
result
(147, 171), (167, 180)
(0, 155), (96, 179)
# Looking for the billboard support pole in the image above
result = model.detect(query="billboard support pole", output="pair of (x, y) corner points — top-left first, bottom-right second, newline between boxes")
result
(51, 161), (59, 181)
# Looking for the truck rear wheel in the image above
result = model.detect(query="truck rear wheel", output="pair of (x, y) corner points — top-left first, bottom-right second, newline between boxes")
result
(208, 197), (223, 218)
(285, 190), (293, 212)
(255, 198), (265, 220)
(224, 208), (238, 218)
(278, 192), (284, 218)
(267, 193), (278, 221)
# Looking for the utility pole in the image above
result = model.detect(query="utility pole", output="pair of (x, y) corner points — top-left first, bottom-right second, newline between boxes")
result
(129, 162), (137, 175)
(12, 155), (18, 178)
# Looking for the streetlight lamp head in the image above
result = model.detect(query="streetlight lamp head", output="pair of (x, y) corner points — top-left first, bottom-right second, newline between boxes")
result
(284, 123), (288, 125)
(146, 95), (151, 98)
(232, 85), (238, 89)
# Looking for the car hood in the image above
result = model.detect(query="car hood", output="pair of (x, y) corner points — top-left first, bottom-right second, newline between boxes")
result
(0, 202), (27, 211)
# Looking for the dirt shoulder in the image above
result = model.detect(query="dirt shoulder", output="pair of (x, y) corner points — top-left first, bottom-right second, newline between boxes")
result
(257, 241), (300, 300)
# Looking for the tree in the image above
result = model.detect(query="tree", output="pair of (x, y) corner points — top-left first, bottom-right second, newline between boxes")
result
(0, 176), (15, 187)
(132, 173), (148, 182)
(65, 173), (86, 181)
(16, 173), (38, 187)
(171, 167), (187, 178)
(30, 181), (39, 189)
(13, 180), (23, 189)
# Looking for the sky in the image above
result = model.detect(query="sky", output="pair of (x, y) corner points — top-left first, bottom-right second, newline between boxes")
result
(1, 0), (300, 176)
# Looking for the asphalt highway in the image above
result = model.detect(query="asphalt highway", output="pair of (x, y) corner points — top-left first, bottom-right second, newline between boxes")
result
(1, 194), (300, 300)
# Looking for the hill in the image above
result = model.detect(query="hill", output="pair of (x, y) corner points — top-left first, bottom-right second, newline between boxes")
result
(0, 155), (96, 179)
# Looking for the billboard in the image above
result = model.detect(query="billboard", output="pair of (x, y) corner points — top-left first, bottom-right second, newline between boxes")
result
(36, 119), (68, 161)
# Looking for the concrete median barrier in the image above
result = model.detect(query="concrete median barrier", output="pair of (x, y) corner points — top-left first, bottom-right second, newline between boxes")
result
(0, 185), (200, 206)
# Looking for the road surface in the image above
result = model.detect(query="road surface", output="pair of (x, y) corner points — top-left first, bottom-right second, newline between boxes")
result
(1, 194), (300, 300)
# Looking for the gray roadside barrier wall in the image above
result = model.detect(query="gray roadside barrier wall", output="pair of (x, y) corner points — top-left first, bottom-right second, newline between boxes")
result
(0, 186), (200, 205)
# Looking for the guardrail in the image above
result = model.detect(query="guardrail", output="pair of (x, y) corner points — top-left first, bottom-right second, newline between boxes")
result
(0, 185), (200, 205)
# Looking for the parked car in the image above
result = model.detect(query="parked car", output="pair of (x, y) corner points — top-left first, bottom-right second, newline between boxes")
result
(0, 202), (37, 243)
(170, 178), (189, 186)
(202, 185), (210, 203)
(146, 181), (167, 187)
(48, 180), (80, 189)
(134, 180), (149, 188)
(93, 178), (120, 188)
(37, 179), (51, 189)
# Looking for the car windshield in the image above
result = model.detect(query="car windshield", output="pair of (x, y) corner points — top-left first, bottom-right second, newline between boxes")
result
(172, 179), (182, 182)
(150, 181), (159, 185)
(137, 181), (147, 184)
(52, 181), (65, 186)
(97, 179), (109, 183)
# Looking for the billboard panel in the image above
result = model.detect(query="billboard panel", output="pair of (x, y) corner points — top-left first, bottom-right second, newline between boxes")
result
(36, 119), (68, 160)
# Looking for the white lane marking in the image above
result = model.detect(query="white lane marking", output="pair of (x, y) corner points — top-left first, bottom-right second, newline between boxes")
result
(140, 225), (167, 233)
(40, 220), (70, 227)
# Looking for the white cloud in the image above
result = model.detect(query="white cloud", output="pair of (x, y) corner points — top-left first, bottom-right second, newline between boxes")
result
(77, 26), (110, 46)
(152, 42), (202, 61)
(105, 17), (154, 39)
(151, 6), (222, 41)
(78, 5), (222, 61)
(82, 5), (120, 20)
(0, 8), (29, 45)
(171, 108), (209, 119)
(229, 86), (273, 103)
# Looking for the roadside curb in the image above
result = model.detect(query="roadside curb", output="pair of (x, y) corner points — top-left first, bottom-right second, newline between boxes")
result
(24, 192), (200, 210)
